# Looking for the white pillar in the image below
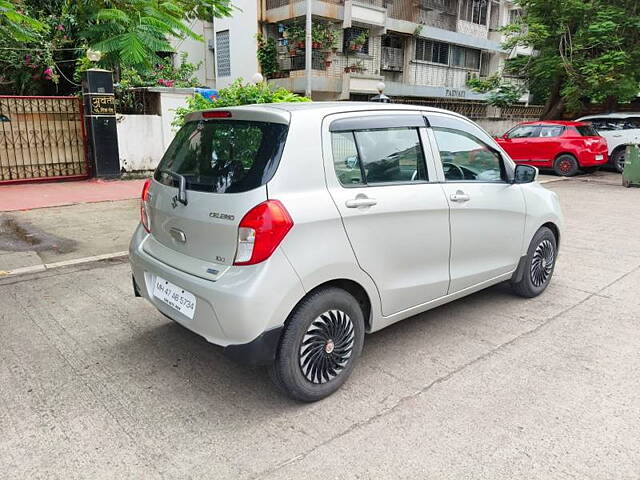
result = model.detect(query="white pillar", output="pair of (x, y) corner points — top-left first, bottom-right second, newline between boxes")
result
(305, 0), (312, 98)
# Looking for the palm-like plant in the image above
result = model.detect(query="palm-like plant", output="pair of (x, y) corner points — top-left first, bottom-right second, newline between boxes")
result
(0, 0), (47, 42)
(81, 0), (207, 68)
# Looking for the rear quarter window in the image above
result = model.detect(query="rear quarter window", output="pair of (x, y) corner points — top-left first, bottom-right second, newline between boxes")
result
(155, 120), (288, 193)
(574, 125), (600, 137)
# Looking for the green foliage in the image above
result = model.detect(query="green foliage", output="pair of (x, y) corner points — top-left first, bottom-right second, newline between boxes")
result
(173, 79), (311, 127)
(0, 0), (47, 42)
(117, 52), (201, 89)
(503, 0), (640, 117)
(256, 34), (278, 77)
(0, 0), (232, 95)
(467, 73), (524, 108)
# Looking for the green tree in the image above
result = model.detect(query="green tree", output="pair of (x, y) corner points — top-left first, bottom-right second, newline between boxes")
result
(467, 73), (524, 108)
(503, 0), (640, 119)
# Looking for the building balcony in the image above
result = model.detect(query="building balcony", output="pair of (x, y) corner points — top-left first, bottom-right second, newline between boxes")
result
(264, 0), (344, 23)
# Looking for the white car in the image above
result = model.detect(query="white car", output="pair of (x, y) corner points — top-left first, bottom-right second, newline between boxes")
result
(129, 102), (564, 401)
(576, 113), (640, 172)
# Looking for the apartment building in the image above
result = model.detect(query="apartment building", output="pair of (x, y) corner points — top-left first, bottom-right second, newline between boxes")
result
(199, 0), (529, 105)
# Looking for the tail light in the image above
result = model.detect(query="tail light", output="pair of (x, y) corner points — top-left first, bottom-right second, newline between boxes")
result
(234, 200), (293, 266)
(140, 178), (152, 233)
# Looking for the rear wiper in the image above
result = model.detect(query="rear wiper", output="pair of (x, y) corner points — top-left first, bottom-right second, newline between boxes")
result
(160, 169), (188, 206)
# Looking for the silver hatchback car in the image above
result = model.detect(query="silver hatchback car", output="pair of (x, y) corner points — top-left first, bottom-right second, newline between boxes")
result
(130, 102), (563, 401)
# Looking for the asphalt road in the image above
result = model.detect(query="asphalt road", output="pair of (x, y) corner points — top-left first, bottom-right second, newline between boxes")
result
(1, 173), (639, 479)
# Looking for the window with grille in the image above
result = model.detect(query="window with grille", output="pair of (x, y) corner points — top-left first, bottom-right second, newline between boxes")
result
(450, 45), (481, 69)
(216, 30), (231, 77)
(415, 39), (449, 65)
(343, 27), (370, 55)
(460, 0), (488, 25)
(508, 8), (523, 24)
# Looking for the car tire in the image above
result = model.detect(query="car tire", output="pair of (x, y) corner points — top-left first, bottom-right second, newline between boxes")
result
(269, 287), (365, 402)
(553, 154), (579, 177)
(511, 227), (557, 298)
(611, 147), (626, 173)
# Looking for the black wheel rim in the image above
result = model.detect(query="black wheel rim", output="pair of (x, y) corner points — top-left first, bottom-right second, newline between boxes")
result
(299, 310), (355, 384)
(530, 239), (555, 287)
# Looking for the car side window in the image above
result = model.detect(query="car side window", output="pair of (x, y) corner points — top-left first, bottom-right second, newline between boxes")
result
(539, 126), (564, 137)
(507, 125), (538, 138)
(353, 128), (427, 184)
(331, 131), (364, 186)
(590, 118), (623, 131)
(433, 127), (504, 183)
(623, 118), (640, 129)
(331, 127), (428, 186)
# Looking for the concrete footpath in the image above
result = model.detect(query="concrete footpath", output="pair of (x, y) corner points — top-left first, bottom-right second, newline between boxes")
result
(0, 179), (144, 275)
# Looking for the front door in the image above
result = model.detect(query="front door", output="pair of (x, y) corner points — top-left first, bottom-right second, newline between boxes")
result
(324, 113), (450, 316)
(428, 114), (526, 293)
(499, 124), (540, 161)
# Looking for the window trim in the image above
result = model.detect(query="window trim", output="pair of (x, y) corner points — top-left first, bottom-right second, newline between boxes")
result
(505, 125), (541, 139)
(538, 125), (565, 138)
(429, 125), (510, 184)
(330, 125), (434, 188)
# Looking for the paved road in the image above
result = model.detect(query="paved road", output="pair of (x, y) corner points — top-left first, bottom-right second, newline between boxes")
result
(1, 175), (639, 479)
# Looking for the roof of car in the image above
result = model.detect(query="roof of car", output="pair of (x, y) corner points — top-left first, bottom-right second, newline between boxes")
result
(207, 101), (466, 118)
(577, 112), (640, 120)
(517, 120), (588, 127)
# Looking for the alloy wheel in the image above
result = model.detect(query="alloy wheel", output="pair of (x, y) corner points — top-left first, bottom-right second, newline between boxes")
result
(299, 309), (355, 384)
(530, 239), (555, 287)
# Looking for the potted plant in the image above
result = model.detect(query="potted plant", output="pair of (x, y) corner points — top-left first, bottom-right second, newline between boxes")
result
(348, 31), (367, 53)
(285, 24), (305, 51)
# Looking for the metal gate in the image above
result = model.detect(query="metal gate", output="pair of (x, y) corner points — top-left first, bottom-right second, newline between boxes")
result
(0, 95), (89, 183)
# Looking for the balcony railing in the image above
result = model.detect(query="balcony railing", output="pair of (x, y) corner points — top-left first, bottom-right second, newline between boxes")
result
(266, 0), (342, 9)
(276, 51), (328, 74)
(387, 0), (458, 22)
(381, 46), (404, 71)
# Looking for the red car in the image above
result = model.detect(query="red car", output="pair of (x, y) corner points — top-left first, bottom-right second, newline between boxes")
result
(496, 121), (608, 176)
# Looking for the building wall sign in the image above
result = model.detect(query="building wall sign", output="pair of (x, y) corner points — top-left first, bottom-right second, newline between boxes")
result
(445, 88), (467, 99)
(88, 94), (116, 116)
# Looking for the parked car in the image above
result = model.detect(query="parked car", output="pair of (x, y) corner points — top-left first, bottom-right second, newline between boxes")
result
(495, 121), (608, 176)
(130, 103), (563, 402)
(576, 113), (640, 172)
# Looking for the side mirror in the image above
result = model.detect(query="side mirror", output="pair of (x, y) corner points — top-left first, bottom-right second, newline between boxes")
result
(513, 164), (538, 184)
(502, 133), (510, 140)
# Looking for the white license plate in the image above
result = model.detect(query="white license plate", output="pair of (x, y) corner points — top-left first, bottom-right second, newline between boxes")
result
(153, 276), (196, 319)
(596, 154), (604, 161)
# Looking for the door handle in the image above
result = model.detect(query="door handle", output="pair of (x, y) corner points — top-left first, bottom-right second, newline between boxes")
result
(450, 191), (470, 203)
(345, 196), (377, 208)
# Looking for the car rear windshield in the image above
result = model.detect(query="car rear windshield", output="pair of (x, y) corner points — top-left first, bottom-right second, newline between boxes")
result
(575, 125), (599, 137)
(154, 119), (288, 193)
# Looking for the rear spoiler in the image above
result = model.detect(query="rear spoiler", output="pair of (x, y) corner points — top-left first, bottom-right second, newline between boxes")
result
(185, 107), (290, 125)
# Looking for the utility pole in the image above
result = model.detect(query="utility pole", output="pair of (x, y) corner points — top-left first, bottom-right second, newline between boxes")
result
(305, 0), (312, 98)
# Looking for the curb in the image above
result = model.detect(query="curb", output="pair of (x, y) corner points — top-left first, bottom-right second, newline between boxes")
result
(0, 251), (129, 278)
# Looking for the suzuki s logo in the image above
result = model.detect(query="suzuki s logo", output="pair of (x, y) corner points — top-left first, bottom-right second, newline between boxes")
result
(171, 195), (179, 209)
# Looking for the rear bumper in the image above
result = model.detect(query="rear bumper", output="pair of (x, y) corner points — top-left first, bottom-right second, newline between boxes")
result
(579, 152), (608, 167)
(129, 224), (305, 364)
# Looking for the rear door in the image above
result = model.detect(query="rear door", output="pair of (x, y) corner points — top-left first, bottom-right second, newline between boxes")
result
(534, 125), (565, 161)
(324, 113), (450, 317)
(146, 111), (289, 269)
(427, 113), (526, 292)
